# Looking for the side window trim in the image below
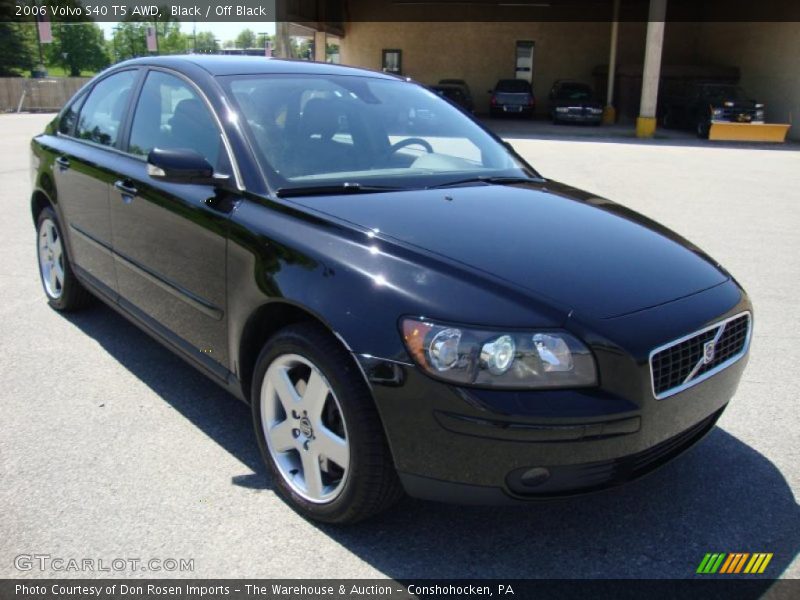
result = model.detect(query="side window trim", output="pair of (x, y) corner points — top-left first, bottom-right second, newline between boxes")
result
(116, 68), (147, 152)
(124, 66), (244, 191)
(69, 67), (141, 152)
(57, 90), (87, 138)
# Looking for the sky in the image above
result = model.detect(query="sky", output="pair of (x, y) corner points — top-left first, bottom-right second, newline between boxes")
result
(97, 21), (276, 45)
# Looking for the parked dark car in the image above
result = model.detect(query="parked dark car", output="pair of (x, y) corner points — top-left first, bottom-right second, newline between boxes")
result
(660, 81), (765, 138)
(489, 79), (535, 117)
(429, 83), (473, 113)
(437, 78), (474, 112)
(31, 57), (752, 524)
(549, 80), (603, 124)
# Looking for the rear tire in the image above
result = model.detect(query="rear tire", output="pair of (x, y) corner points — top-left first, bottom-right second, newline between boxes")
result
(36, 206), (92, 312)
(251, 322), (403, 524)
(697, 119), (710, 139)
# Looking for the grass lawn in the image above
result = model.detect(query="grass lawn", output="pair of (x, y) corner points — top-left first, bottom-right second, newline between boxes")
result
(38, 66), (97, 78)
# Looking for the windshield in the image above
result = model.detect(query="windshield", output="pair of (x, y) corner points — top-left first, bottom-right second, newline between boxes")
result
(495, 80), (531, 93)
(702, 85), (747, 101)
(556, 84), (592, 100)
(223, 74), (534, 192)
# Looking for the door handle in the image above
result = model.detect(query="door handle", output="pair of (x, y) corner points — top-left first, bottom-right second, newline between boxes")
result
(56, 156), (70, 171)
(114, 180), (138, 203)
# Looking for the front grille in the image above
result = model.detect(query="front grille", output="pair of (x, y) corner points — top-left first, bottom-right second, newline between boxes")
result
(650, 312), (751, 399)
(718, 108), (757, 122)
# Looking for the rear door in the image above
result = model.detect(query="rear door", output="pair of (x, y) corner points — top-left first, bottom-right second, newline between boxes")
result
(109, 68), (236, 374)
(53, 69), (139, 297)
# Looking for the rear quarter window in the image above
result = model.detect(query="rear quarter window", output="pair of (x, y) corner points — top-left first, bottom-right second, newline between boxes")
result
(58, 93), (85, 136)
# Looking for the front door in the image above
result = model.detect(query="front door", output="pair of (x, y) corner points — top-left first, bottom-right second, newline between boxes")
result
(110, 69), (234, 373)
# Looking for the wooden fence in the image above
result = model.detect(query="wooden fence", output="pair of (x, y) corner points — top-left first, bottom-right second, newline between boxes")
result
(0, 77), (91, 113)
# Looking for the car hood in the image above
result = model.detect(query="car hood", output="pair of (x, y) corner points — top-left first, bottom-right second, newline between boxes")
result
(292, 181), (728, 319)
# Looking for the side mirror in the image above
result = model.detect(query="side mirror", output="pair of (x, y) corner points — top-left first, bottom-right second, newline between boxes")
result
(147, 148), (223, 185)
(487, 89), (494, 94)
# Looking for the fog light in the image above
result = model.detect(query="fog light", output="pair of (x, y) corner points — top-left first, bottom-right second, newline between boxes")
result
(481, 335), (516, 375)
(520, 467), (551, 488)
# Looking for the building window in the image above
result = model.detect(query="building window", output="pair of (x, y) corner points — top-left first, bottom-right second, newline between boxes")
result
(382, 49), (402, 75)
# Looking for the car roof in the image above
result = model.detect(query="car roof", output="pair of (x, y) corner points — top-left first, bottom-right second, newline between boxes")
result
(114, 55), (399, 80)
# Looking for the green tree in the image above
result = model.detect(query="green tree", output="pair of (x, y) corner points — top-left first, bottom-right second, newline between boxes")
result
(47, 22), (109, 76)
(234, 29), (256, 49)
(110, 22), (148, 61)
(0, 22), (36, 76)
(158, 21), (188, 55)
(193, 32), (219, 54)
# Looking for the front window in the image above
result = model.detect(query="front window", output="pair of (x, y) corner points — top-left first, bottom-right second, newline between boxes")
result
(702, 85), (747, 102)
(223, 74), (535, 192)
(556, 84), (592, 101)
(495, 80), (531, 93)
(128, 70), (221, 168)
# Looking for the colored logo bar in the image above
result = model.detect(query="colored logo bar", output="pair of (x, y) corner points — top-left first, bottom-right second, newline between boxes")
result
(696, 553), (773, 574)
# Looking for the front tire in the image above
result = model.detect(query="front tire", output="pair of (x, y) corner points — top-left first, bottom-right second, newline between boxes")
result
(36, 206), (92, 311)
(251, 323), (402, 523)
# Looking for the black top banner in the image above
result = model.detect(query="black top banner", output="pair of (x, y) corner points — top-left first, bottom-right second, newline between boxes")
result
(3, 0), (800, 23)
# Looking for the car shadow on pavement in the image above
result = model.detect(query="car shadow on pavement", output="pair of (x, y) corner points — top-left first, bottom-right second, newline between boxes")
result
(65, 303), (799, 580)
(325, 429), (800, 580)
(64, 303), (272, 492)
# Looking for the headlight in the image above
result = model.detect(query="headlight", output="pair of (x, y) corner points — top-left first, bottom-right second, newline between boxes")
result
(556, 107), (569, 113)
(401, 318), (597, 389)
(590, 108), (603, 114)
(712, 108), (724, 119)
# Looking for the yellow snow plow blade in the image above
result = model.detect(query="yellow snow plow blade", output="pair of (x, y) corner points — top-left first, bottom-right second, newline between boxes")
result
(709, 122), (791, 142)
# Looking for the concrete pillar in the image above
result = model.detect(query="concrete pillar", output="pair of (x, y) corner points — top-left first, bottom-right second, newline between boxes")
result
(636, 0), (667, 138)
(603, 0), (620, 124)
(314, 31), (327, 63)
(274, 22), (293, 59)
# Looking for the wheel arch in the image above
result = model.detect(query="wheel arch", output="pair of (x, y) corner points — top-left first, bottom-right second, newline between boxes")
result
(236, 299), (365, 405)
(31, 189), (54, 226)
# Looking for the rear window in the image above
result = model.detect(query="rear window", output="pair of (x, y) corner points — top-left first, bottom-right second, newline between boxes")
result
(496, 80), (530, 93)
(76, 70), (137, 147)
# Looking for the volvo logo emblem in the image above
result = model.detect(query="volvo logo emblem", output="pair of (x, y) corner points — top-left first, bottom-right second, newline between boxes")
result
(298, 417), (314, 438)
(703, 340), (716, 365)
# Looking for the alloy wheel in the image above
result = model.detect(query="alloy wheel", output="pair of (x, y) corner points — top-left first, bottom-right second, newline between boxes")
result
(260, 353), (350, 503)
(38, 218), (65, 300)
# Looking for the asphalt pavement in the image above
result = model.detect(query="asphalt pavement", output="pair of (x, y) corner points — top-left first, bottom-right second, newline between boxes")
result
(1, 113), (798, 580)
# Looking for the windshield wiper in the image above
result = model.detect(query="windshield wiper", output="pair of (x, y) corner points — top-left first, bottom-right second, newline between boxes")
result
(426, 176), (538, 190)
(276, 183), (403, 198)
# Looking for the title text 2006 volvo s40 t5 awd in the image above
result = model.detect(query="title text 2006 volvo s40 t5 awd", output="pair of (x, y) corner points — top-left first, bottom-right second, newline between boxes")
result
(30, 56), (752, 523)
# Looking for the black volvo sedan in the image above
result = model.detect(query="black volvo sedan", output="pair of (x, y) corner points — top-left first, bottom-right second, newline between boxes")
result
(30, 56), (752, 523)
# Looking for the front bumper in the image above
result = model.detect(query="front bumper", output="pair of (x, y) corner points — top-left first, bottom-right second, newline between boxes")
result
(555, 111), (603, 123)
(493, 104), (534, 115)
(358, 280), (751, 503)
